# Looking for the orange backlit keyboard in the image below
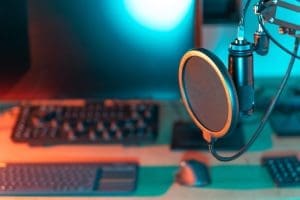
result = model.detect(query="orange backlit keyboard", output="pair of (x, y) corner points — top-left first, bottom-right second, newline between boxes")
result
(12, 101), (159, 146)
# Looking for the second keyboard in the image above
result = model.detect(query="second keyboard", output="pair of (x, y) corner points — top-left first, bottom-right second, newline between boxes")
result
(12, 101), (159, 146)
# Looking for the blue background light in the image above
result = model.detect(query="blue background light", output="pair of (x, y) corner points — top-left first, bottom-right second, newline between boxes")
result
(103, 0), (194, 51)
(124, 0), (193, 31)
(97, 0), (195, 99)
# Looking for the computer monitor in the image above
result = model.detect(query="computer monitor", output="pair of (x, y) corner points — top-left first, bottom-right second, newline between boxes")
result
(0, 1), (30, 98)
(0, 0), (197, 100)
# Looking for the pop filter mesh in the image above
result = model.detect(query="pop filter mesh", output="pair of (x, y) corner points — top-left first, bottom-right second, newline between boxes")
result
(182, 56), (229, 132)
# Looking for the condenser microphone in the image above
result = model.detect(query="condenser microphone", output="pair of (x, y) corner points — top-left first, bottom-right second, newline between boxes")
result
(228, 38), (254, 116)
(228, 24), (270, 116)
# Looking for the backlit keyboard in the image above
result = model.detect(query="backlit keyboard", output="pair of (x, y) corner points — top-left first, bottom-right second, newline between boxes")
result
(12, 101), (159, 146)
(262, 155), (300, 187)
(0, 162), (138, 195)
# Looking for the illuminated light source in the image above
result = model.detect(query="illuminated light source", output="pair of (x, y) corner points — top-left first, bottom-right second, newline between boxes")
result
(124, 0), (194, 31)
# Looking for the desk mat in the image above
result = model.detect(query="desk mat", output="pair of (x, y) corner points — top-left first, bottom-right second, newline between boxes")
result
(134, 166), (177, 196)
(208, 165), (274, 190)
(134, 165), (274, 197)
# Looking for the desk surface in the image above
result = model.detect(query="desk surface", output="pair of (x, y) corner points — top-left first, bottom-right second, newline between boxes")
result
(0, 101), (299, 200)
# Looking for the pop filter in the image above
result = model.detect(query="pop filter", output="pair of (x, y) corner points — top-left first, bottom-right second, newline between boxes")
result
(178, 48), (239, 142)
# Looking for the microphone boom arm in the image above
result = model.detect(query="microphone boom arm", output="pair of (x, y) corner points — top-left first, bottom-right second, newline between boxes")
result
(256, 0), (300, 37)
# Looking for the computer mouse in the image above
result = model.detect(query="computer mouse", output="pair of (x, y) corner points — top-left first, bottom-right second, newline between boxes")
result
(175, 159), (211, 187)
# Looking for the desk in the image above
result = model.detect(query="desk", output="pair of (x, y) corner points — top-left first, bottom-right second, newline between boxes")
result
(0, 101), (299, 200)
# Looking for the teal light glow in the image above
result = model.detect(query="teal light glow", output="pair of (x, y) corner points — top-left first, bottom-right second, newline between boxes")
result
(124, 0), (194, 31)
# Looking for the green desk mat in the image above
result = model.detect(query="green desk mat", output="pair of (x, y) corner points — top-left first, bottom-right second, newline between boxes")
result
(134, 165), (274, 197)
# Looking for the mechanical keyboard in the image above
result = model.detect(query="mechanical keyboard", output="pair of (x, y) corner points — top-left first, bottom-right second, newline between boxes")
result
(262, 155), (300, 187)
(12, 101), (159, 146)
(0, 162), (138, 195)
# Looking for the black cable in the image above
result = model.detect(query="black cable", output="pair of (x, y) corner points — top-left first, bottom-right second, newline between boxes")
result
(258, 16), (300, 59)
(209, 38), (299, 162)
(239, 0), (252, 28)
(243, 0), (251, 18)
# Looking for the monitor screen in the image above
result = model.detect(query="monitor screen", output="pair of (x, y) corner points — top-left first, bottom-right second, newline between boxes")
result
(0, 1), (30, 98)
(0, 0), (196, 100)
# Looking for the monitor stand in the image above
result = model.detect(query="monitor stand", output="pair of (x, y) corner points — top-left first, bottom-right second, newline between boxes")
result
(171, 121), (245, 151)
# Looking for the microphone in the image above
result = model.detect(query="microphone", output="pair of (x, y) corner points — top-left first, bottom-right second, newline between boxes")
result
(228, 38), (254, 116)
(228, 23), (269, 116)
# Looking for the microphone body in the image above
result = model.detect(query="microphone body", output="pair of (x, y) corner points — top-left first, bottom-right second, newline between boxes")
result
(228, 39), (254, 116)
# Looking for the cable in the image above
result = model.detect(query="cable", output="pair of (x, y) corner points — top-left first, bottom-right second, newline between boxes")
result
(208, 38), (299, 162)
(258, 15), (300, 59)
(243, 0), (251, 19)
(239, 0), (252, 27)
(238, 0), (252, 39)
